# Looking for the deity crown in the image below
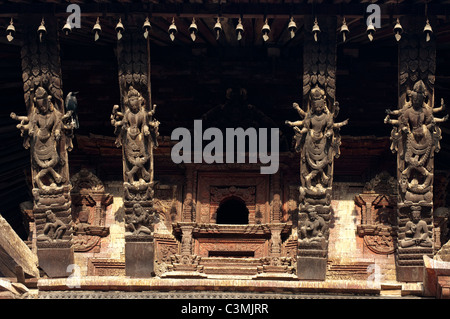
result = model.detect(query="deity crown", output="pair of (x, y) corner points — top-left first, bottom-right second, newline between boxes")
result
(310, 85), (326, 101)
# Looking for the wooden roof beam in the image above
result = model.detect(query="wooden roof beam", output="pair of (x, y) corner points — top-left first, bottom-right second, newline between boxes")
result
(0, 3), (448, 19)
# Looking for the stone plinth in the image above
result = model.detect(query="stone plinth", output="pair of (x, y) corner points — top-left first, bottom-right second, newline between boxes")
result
(37, 244), (74, 278)
(125, 236), (154, 278)
(297, 256), (327, 281)
(396, 246), (433, 282)
(423, 255), (450, 298)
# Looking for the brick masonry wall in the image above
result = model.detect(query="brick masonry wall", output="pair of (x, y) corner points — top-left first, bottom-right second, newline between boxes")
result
(70, 181), (397, 282)
(73, 181), (126, 277)
(328, 183), (396, 282)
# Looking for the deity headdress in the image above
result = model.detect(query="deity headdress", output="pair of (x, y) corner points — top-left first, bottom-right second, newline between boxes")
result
(407, 80), (428, 102)
(413, 80), (427, 95)
(308, 85), (330, 114)
(33, 86), (54, 112)
(124, 86), (145, 109)
(309, 85), (326, 101)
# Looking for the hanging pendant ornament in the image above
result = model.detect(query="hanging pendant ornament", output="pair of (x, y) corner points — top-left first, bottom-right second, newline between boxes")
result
(214, 17), (222, 40)
(394, 18), (403, 42)
(424, 19), (433, 42)
(115, 18), (124, 41)
(288, 17), (297, 39)
(168, 18), (177, 42)
(6, 18), (15, 42)
(262, 18), (270, 42)
(63, 18), (72, 36)
(93, 17), (102, 42)
(189, 18), (198, 42)
(37, 18), (47, 43)
(143, 17), (152, 39)
(366, 21), (375, 42)
(312, 18), (320, 42)
(340, 18), (349, 43)
(236, 18), (244, 41)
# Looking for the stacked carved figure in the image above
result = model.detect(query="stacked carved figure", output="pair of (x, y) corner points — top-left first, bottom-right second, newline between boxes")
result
(286, 85), (348, 261)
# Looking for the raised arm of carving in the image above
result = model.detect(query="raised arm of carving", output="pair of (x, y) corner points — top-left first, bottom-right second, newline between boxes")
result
(333, 118), (349, 129)
(433, 115), (449, 123)
(111, 105), (124, 127)
(433, 98), (446, 114)
(293, 102), (306, 118)
(10, 112), (31, 133)
(285, 120), (304, 127)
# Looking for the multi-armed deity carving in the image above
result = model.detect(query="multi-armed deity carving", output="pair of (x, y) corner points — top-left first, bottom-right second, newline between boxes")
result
(111, 85), (159, 237)
(11, 86), (74, 191)
(111, 86), (159, 187)
(10, 17), (75, 278)
(112, 30), (160, 244)
(285, 17), (345, 280)
(286, 85), (347, 245)
(385, 80), (447, 207)
(286, 86), (348, 207)
(286, 82), (347, 280)
(11, 83), (75, 247)
(384, 25), (446, 281)
(385, 81), (446, 255)
(385, 34), (447, 280)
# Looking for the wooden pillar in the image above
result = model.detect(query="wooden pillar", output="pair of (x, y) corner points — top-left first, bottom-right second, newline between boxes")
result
(111, 25), (160, 278)
(10, 15), (75, 277)
(385, 17), (446, 282)
(286, 15), (346, 280)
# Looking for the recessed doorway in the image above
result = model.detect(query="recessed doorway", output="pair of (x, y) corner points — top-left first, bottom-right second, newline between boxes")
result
(215, 196), (249, 225)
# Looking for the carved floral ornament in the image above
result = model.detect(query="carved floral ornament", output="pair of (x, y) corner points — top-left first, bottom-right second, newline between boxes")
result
(210, 186), (256, 205)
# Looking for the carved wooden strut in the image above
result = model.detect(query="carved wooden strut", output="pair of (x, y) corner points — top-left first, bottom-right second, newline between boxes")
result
(384, 20), (448, 282)
(10, 15), (75, 277)
(286, 16), (347, 280)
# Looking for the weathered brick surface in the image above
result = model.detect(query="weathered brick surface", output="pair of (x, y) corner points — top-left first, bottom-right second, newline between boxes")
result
(73, 194), (126, 276)
(68, 181), (399, 289)
(327, 183), (397, 283)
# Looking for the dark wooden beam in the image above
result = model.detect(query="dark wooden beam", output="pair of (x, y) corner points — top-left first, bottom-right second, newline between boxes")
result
(0, 2), (448, 19)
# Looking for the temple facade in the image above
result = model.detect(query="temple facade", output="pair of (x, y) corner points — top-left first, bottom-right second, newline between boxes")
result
(1, 0), (450, 300)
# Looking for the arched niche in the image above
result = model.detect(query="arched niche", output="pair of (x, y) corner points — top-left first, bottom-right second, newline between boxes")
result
(215, 196), (249, 225)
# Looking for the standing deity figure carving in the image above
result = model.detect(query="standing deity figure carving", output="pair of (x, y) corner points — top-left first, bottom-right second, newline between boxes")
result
(11, 86), (74, 190)
(286, 85), (348, 203)
(111, 86), (159, 186)
(385, 80), (448, 206)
